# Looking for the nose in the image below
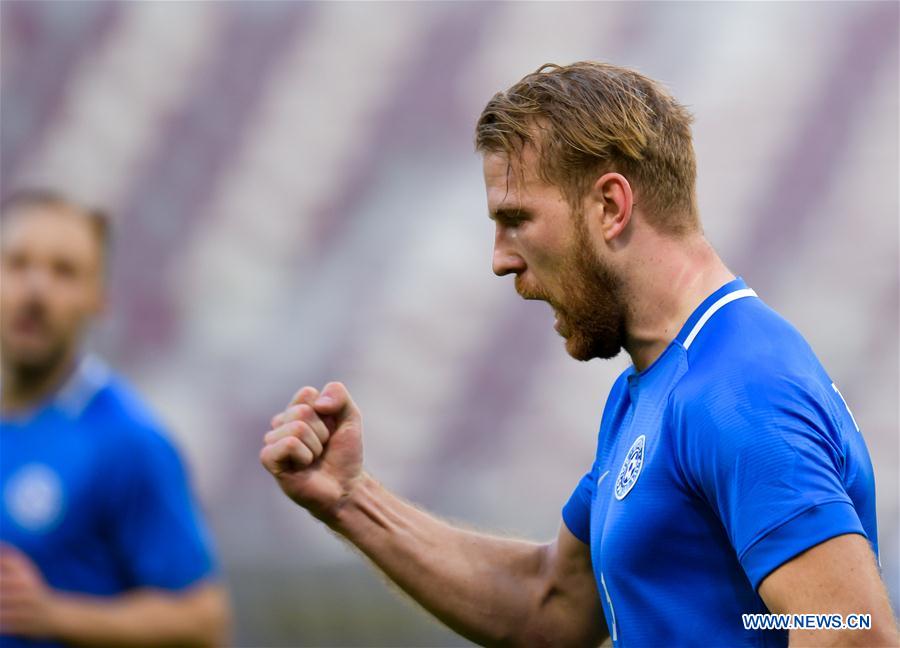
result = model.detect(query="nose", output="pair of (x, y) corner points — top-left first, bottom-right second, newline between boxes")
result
(24, 265), (52, 295)
(492, 225), (526, 277)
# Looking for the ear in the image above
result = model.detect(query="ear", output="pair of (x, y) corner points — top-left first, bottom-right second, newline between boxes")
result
(585, 172), (634, 242)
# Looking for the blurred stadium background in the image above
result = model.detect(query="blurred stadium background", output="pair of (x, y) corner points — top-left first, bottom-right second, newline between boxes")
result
(2, 1), (897, 646)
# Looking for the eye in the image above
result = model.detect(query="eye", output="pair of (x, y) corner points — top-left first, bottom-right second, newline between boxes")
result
(2, 253), (28, 272)
(53, 260), (78, 279)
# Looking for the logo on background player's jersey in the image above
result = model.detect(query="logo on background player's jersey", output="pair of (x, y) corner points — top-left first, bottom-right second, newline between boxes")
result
(615, 435), (645, 500)
(4, 463), (65, 532)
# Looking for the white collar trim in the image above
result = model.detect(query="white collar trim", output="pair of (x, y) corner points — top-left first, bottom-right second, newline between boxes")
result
(683, 288), (758, 350)
(55, 355), (110, 417)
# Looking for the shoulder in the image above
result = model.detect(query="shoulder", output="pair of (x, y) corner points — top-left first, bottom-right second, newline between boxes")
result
(87, 375), (161, 429)
(685, 295), (819, 377)
(82, 371), (183, 461)
(668, 296), (844, 463)
(674, 296), (831, 417)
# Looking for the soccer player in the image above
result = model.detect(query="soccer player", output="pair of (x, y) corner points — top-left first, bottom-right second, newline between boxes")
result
(0, 191), (230, 647)
(260, 62), (898, 646)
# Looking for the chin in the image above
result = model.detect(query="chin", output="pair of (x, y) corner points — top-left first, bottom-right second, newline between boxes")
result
(563, 330), (623, 362)
(2, 340), (70, 375)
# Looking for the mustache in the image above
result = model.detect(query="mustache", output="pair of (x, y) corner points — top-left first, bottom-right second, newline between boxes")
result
(14, 300), (49, 324)
(514, 276), (552, 302)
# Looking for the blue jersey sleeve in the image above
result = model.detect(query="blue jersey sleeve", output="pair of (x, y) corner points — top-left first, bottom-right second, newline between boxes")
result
(104, 426), (216, 590)
(671, 370), (866, 590)
(562, 464), (597, 544)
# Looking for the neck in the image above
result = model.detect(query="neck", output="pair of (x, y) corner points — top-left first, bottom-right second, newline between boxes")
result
(1, 352), (78, 414)
(622, 233), (734, 372)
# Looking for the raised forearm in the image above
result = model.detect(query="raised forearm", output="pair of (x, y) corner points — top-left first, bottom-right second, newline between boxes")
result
(48, 583), (230, 647)
(328, 473), (548, 645)
(262, 384), (604, 645)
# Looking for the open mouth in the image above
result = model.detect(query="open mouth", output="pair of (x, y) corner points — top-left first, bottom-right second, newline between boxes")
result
(13, 318), (48, 336)
(550, 304), (567, 335)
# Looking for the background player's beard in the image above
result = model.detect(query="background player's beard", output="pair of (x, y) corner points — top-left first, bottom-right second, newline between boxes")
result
(0, 299), (74, 393)
(554, 216), (627, 362)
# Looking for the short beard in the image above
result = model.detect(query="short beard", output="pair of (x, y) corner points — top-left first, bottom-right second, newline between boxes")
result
(555, 216), (627, 362)
(1, 335), (73, 398)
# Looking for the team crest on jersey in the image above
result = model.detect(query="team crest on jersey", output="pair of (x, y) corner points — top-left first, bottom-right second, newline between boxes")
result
(614, 435), (646, 500)
(3, 464), (65, 532)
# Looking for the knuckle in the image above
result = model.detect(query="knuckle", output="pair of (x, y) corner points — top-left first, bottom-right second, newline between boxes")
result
(298, 427), (322, 452)
(291, 385), (319, 405)
(285, 436), (311, 461)
(323, 381), (344, 395)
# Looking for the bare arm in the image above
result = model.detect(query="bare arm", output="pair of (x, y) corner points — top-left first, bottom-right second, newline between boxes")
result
(330, 474), (605, 646)
(759, 533), (898, 647)
(260, 382), (606, 646)
(0, 546), (230, 647)
(48, 583), (230, 648)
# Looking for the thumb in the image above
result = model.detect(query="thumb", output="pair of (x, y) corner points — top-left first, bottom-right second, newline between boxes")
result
(313, 382), (359, 422)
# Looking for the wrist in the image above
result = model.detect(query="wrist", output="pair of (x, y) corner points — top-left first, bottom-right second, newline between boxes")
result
(324, 472), (378, 534)
(42, 590), (75, 640)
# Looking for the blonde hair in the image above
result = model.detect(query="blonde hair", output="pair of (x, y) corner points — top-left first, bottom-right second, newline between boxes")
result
(1, 188), (111, 268)
(475, 62), (698, 235)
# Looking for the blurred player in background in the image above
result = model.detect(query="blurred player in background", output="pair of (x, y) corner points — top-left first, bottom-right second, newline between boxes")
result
(262, 62), (898, 646)
(0, 191), (230, 647)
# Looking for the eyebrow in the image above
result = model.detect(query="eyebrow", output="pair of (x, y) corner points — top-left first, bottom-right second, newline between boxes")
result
(488, 206), (531, 222)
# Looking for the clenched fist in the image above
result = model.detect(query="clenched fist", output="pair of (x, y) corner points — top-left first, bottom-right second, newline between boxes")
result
(260, 382), (364, 522)
(0, 544), (59, 638)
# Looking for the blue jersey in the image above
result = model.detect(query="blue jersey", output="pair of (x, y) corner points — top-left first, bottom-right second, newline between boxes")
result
(562, 278), (878, 647)
(0, 357), (216, 647)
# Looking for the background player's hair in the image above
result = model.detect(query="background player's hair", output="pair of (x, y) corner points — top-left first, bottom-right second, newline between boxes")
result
(475, 61), (698, 235)
(1, 188), (112, 269)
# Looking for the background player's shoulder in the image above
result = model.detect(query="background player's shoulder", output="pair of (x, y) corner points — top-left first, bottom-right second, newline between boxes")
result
(87, 374), (159, 427)
(81, 365), (179, 454)
(86, 374), (194, 493)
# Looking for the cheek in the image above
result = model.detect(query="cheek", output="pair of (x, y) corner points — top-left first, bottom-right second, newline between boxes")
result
(0, 274), (28, 309)
(0, 291), (13, 331)
(520, 228), (566, 274)
(48, 281), (97, 325)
